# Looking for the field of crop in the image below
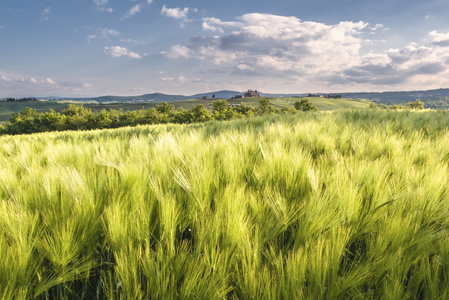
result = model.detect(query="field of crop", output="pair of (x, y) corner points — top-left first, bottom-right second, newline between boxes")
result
(1, 109), (449, 299)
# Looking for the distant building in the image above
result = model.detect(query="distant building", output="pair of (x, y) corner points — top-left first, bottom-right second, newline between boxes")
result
(202, 96), (211, 100)
(235, 89), (260, 98)
(307, 94), (324, 98)
(244, 89), (260, 97)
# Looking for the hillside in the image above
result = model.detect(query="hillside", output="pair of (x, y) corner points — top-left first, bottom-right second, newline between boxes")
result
(338, 88), (449, 104)
(0, 96), (371, 123)
(86, 96), (371, 113)
(0, 100), (67, 123)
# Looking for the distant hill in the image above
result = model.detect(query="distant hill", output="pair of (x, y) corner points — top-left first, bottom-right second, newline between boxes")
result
(191, 90), (242, 99)
(335, 88), (449, 104)
(13, 88), (449, 107)
(86, 93), (191, 103)
(45, 90), (307, 103)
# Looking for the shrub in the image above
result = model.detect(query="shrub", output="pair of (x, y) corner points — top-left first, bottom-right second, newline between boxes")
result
(294, 99), (318, 111)
(406, 99), (424, 110)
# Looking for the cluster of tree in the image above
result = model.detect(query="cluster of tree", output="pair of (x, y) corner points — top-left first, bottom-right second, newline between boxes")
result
(5, 97), (38, 102)
(419, 97), (449, 109)
(294, 99), (318, 111)
(326, 94), (343, 99)
(306, 94), (342, 99)
(0, 98), (318, 135)
(369, 99), (425, 110)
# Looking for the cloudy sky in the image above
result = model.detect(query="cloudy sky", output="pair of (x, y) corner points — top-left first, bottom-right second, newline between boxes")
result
(1, 0), (449, 96)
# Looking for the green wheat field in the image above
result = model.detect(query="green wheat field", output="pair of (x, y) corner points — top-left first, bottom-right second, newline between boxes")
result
(2, 109), (449, 299)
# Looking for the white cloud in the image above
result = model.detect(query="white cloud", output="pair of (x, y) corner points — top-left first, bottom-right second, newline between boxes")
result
(147, 0), (154, 4)
(46, 78), (56, 85)
(177, 75), (189, 83)
(87, 34), (97, 42)
(429, 30), (449, 45)
(370, 24), (384, 31)
(170, 13), (368, 71)
(101, 28), (120, 38)
(41, 7), (51, 21)
(120, 38), (147, 45)
(202, 18), (225, 33)
(161, 6), (190, 19)
(94, 0), (107, 6)
(88, 28), (120, 42)
(104, 46), (142, 59)
(30, 78), (38, 83)
(161, 45), (191, 58)
(121, 4), (142, 20)
(94, 0), (113, 13)
(163, 13), (449, 90)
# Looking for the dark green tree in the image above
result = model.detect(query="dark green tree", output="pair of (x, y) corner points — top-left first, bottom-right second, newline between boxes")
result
(234, 102), (255, 117)
(39, 109), (67, 131)
(257, 98), (274, 115)
(156, 102), (174, 114)
(406, 99), (424, 110)
(294, 99), (318, 111)
(172, 108), (190, 124)
(212, 100), (236, 120)
(189, 104), (212, 123)
(7, 107), (40, 134)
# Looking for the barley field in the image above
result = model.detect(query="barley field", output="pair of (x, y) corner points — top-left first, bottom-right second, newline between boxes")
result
(1, 110), (449, 299)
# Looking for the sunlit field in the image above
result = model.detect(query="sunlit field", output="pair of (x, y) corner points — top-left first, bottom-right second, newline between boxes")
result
(1, 109), (449, 299)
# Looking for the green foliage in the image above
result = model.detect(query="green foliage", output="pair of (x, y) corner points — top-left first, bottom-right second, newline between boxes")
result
(294, 98), (318, 111)
(189, 104), (212, 122)
(390, 104), (403, 110)
(212, 99), (229, 113)
(156, 102), (174, 114)
(257, 98), (275, 115)
(212, 100), (239, 121)
(421, 96), (449, 109)
(234, 102), (255, 117)
(1, 98), (279, 135)
(406, 99), (424, 110)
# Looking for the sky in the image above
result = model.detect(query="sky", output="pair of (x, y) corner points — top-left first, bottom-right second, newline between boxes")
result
(1, 0), (449, 97)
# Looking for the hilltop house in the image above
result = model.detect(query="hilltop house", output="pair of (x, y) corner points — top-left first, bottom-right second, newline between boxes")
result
(234, 89), (260, 98)
(244, 89), (260, 97)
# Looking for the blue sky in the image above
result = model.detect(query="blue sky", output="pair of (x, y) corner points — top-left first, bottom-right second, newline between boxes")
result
(1, 0), (449, 96)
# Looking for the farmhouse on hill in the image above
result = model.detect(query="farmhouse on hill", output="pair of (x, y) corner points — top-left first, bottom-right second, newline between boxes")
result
(244, 89), (260, 97)
(234, 89), (260, 98)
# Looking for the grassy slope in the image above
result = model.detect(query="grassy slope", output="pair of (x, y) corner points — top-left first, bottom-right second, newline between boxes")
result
(0, 101), (67, 122)
(86, 96), (371, 112)
(0, 97), (371, 123)
(1, 110), (449, 299)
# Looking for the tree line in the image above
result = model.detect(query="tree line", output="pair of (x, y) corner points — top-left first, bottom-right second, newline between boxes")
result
(0, 98), (318, 135)
(5, 97), (38, 102)
(369, 99), (425, 110)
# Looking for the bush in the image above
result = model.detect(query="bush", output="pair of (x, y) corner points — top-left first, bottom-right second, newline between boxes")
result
(257, 98), (275, 115)
(294, 99), (318, 111)
(406, 99), (424, 110)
